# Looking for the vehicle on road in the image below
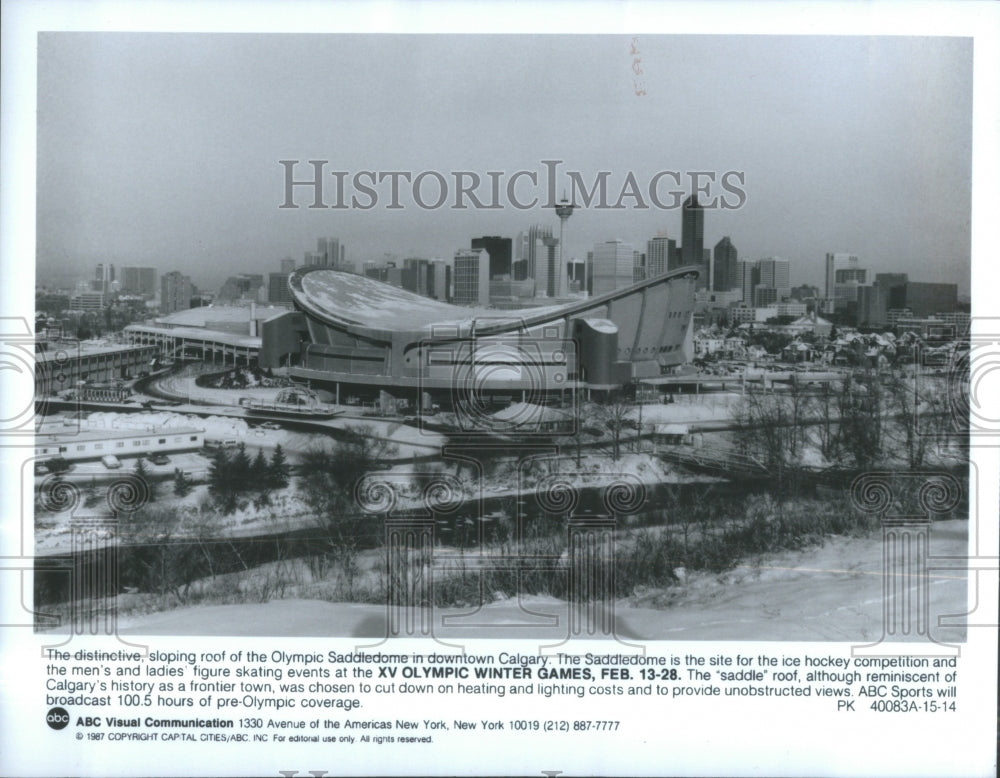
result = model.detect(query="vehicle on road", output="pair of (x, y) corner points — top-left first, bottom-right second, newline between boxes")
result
(101, 455), (122, 470)
(207, 439), (239, 449)
(42, 457), (74, 474)
(146, 452), (170, 466)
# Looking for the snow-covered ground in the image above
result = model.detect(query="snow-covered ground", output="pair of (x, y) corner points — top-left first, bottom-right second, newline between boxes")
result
(74, 408), (445, 455)
(108, 519), (968, 642)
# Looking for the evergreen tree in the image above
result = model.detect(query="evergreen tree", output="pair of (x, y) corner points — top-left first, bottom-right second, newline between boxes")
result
(208, 448), (236, 513)
(251, 449), (271, 507)
(173, 468), (192, 497)
(268, 444), (290, 489)
(251, 448), (269, 484)
(231, 442), (252, 494)
(134, 457), (156, 500)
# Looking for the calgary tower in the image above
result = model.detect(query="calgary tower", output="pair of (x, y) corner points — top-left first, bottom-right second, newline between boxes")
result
(554, 192), (576, 295)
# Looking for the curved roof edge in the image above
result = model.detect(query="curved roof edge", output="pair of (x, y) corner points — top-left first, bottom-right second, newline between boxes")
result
(289, 264), (700, 337)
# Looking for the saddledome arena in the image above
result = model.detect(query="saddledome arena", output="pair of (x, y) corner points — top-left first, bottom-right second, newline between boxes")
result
(258, 266), (698, 407)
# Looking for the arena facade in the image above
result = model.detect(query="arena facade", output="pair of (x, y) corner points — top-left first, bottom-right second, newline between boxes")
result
(259, 266), (698, 407)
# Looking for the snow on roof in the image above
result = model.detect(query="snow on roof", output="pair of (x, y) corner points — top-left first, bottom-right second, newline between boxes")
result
(490, 402), (572, 425)
(583, 318), (618, 334)
(36, 340), (152, 362)
(156, 305), (289, 327)
(125, 324), (261, 348)
(790, 314), (832, 326)
(296, 269), (565, 332)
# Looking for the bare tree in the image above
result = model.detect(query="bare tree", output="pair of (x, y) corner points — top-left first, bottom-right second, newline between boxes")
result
(837, 372), (883, 468)
(810, 382), (839, 462)
(297, 425), (398, 595)
(592, 391), (635, 462)
(885, 374), (929, 469)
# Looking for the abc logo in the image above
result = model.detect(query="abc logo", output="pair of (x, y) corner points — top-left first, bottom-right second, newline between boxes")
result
(46, 707), (70, 730)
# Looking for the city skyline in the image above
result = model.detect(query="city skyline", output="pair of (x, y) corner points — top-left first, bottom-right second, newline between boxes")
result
(35, 34), (972, 296)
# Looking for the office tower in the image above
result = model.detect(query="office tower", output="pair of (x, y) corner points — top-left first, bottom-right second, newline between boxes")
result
(538, 237), (564, 297)
(893, 281), (958, 318)
(736, 260), (759, 304)
(633, 251), (646, 284)
(825, 254), (866, 311)
(833, 266), (867, 311)
(646, 235), (676, 277)
(591, 239), (635, 296)
(516, 224), (553, 284)
(121, 267), (157, 296)
(91, 264), (107, 293)
(161, 271), (193, 314)
(756, 257), (791, 301)
(453, 249), (490, 305)
(402, 258), (432, 296)
(268, 273), (293, 306)
(218, 274), (264, 301)
(753, 286), (779, 307)
(790, 284), (820, 301)
(713, 237), (738, 292)
(317, 237), (345, 268)
(471, 236), (513, 279)
(680, 195), (705, 269)
(280, 257), (296, 273)
(429, 259), (451, 302)
(824, 252), (859, 299)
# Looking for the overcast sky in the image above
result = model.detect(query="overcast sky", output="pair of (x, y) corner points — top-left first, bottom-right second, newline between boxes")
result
(35, 33), (972, 294)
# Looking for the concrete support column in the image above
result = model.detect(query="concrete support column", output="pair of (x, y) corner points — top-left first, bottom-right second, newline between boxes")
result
(70, 517), (118, 636)
(567, 515), (616, 638)
(385, 518), (435, 637)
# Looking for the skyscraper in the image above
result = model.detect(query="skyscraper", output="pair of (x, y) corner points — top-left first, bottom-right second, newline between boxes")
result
(591, 240), (635, 296)
(453, 249), (490, 305)
(825, 252), (859, 300)
(317, 237), (345, 267)
(429, 259), (452, 302)
(756, 257), (791, 301)
(633, 251), (646, 284)
(736, 260), (759, 304)
(268, 273), (293, 306)
(680, 195), (705, 269)
(646, 235), (676, 277)
(161, 271), (193, 314)
(121, 267), (157, 296)
(538, 237), (564, 297)
(402, 258), (432, 296)
(280, 257), (296, 273)
(712, 237), (738, 292)
(471, 236), (513, 279)
(516, 224), (553, 284)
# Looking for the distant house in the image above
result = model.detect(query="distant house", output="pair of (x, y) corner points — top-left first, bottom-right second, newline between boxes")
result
(654, 423), (691, 445)
(787, 312), (833, 338)
(489, 402), (574, 433)
(781, 341), (815, 363)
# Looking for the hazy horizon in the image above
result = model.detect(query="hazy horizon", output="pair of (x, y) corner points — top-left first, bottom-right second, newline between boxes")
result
(36, 33), (972, 296)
